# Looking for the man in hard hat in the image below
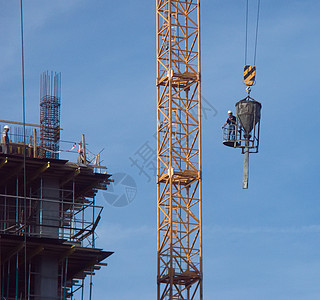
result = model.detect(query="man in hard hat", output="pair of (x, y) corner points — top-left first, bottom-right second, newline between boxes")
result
(1, 125), (10, 154)
(77, 142), (86, 164)
(222, 110), (237, 140)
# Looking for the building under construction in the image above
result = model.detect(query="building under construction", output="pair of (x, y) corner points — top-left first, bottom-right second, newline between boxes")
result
(0, 72), (113, 299)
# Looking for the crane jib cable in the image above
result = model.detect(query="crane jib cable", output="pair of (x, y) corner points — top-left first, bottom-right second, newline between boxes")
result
(19, 0), (28, 297)
(244, 0), (261, 88)
(253, 0), (261, 65)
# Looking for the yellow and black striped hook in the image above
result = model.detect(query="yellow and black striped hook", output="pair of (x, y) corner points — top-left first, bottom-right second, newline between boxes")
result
(244, 65), (256, 93)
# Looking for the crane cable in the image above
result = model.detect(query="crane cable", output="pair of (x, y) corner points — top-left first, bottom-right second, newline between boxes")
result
(19, 0), (28, 298)
(244, 0), (261, 66)
(244, 0), (261, 92)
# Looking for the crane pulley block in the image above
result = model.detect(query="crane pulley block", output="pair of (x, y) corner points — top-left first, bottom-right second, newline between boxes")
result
(244, 65), (256, 86)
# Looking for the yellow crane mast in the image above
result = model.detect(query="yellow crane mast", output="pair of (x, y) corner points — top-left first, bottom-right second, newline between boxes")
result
(156, 0), (202, 299)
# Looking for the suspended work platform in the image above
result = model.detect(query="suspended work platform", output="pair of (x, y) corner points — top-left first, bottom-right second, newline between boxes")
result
(222, 126), (240, 148)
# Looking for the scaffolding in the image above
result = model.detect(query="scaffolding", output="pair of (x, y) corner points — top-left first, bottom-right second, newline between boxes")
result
(40, 71), (61, 159)
(0, 151), (113, 299)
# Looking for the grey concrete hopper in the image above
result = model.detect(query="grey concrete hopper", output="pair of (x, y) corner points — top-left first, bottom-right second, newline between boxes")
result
(236, 99), (261, 134)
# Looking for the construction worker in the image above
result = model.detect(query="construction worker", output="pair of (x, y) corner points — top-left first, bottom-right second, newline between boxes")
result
(1, 125), (10, 154)
(77, 142), (86, 164)
(222, 110), (237, 140)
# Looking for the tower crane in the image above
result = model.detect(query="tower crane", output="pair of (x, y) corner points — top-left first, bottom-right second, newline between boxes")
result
(156, 0), (202, 299)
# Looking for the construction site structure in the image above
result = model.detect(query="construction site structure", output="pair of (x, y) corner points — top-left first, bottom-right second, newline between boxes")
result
(156, 0), (202, 299)
(0, 152), (112, 299)
(0, 73), (113, 299)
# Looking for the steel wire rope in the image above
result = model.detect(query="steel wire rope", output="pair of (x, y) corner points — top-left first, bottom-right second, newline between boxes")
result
(253, 0), (261, 65)
(244, 0), (249, 65)
(244, 0), (261, 66)
(19, 0), (28, 298)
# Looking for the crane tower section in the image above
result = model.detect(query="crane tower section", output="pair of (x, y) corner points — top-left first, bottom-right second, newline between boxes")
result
(156, 0), (202, 299)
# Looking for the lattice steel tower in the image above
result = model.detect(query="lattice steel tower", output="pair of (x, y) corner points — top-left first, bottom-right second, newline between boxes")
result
(156, 1), (202, 299)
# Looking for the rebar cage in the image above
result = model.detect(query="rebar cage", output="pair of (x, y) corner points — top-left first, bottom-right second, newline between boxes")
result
(40, 71), (61, 159)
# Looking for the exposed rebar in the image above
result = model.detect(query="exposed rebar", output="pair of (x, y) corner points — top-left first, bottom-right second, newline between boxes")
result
(40, 71), (61, 159)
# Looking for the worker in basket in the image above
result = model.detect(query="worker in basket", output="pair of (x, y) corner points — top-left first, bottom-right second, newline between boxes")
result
(222, 110), (237, 141)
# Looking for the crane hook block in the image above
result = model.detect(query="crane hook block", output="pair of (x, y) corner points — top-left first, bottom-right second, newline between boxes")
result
(244, 65), (256, 86)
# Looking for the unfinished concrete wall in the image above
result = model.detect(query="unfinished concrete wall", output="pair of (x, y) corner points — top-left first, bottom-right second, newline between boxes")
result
(34, 176), (60, 299)
(34, 255), (59, 300)
(35, 176), (60, 238)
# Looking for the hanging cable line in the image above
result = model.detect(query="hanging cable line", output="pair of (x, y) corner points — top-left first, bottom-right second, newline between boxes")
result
(253, 0), (261, 65)
(19, 0), (28, 297)
(243, 0), (261, 90)
(245, 0), (249, 65)
(244, 0), (261, 65)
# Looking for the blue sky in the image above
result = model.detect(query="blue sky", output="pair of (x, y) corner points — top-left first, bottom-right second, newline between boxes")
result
(1, 0), (320, 299)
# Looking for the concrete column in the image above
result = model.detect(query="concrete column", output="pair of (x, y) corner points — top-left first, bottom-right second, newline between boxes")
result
(34, 255), (58, 300)
(34, 176), (60, 300)
(38, 176), (60, 238)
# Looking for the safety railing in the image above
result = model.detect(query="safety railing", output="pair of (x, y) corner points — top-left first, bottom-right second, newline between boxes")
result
(222, 124), (259, 152)
(0, 121), (106, 170)
(222, 125), (238, 141)
(222, 125), (239, 147)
